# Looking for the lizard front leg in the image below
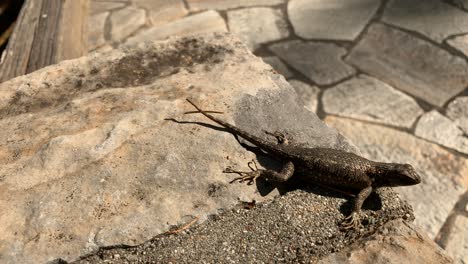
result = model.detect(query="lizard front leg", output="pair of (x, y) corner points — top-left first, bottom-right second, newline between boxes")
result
(341, 186), (372, 230)
(225, 160), (295, 185)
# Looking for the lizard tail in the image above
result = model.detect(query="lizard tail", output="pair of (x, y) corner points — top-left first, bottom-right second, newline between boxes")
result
(185, 98), (287, 157)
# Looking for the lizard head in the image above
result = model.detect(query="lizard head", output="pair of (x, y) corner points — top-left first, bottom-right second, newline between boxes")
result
(376, 163), (421, 187)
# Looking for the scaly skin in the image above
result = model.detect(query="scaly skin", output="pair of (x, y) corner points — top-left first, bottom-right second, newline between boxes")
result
(185, 98), (421, 229)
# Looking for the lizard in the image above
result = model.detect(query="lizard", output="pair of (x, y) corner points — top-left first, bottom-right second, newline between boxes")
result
(184, 98), (421, 229)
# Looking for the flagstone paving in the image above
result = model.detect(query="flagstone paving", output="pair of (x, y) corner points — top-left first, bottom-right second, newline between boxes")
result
(322, 75), (423, 128)
(270, 41), (355, 85)
(85, 0), (468, 261)
(288, 0), (380, 40)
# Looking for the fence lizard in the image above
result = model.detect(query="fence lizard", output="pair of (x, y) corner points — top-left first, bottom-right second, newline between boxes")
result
(185, 99), (421, 229)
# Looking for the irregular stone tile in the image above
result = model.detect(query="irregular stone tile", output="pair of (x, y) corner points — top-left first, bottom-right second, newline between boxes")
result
(186, 0), (284, 11)
(262, 56), (293, 78)
(382, 0), (468, 43)
(227, 7), (289, 50)
(320, 219), (453, 264)
(270, 41), (356, 85)
(289, 79), (320, 112)
(447, 96), (468, 135)
(322, 75), (423, 128)
(346, 24), (468, 107)
(90, 1), (126, 15)
(88, 12), (109, 51)
(443, 214), (468, 264)
(126, 10), (227, 44)
(288, 0), (380, 40)
(109, 5), (146, 42)
(134, 0), (188, 27)
(447, 34), (468, 57)
(325, 116), (467, 238)
(415, 110), (468, 154)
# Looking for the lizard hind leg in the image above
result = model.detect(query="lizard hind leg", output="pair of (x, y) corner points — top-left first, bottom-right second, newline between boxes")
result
(263, 130), (289, 145)
(224, 160), (263, 185)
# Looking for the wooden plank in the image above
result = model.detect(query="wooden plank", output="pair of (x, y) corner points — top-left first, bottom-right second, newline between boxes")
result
(56, 0), (89, 62)
(0, 0), (89, 83)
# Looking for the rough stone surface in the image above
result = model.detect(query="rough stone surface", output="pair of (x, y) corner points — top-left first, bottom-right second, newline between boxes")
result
(288, 0), (380, 40)
(270, 41), (356, 85)
(126, 10), (227, 44)
(346, 23), (468, 107)
(0, 33), (359, 264)
(90, 1), (126, 15)
(322, 75), (423, 128)
(448, 34), (468, 59)
(262, 56), (293, 79)
(382, 0), (468, 43)
(446, 96), (468, 135)
(88, 12), (109, 51)
(289, 79), (320, 112)
(74, 191), (416, 263)
(227, 7), (289, 50)
(186, 0), (285, 11)
(109, 6), (146, 42)
(134, 0), (188, 27)
(320, 219), (453, 264)
(325, 116), (467, 238)
(442, 215), (468, 264)
(415, 110), (468, 154)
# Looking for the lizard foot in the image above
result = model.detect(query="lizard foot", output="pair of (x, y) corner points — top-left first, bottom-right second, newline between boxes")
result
(263, 130), (288, 145)
(340, 212), (361, 230)
(224, 160), (262, 185)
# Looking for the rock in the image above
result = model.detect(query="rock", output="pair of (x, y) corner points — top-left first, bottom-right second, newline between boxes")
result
(134, 0), (188, 27)
(324, 116), (467, 238)
(322, 75), (423, 128)
(186, 0), (285, 11)
(90, 1), (126, 15)
(441, 214), (468, 264)
(0, 33), (356, 263)
(88, 12), (109, 51)
(288, 0), (380, 40)
(126, 10), (227, 44)
(346, 23), (468, 107)
(447, 34), (468, 57)
(262, 56), (293, 78)
(270, 41), (356, 85)
(227, 7), (289, 51)
(74, 190), (415, 263)
(109, 6), (146, 42)
(415, 110), (468, 154)
(382, 0), (468, 43)
(320, 219), (453, 264)
(289, 79), (320, 112)
(446, 96), (468, 135)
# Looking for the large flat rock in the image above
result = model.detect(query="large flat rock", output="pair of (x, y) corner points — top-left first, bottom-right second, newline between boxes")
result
(346, 23), (468, 107)
(0, 34), (361, 263)
(288, 0), (380, 40)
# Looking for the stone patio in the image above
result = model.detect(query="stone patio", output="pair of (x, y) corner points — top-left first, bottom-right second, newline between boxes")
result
(87, 0), (468, 262)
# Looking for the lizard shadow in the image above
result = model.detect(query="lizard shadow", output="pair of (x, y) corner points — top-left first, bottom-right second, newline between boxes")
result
(165, 118), (382, 214)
